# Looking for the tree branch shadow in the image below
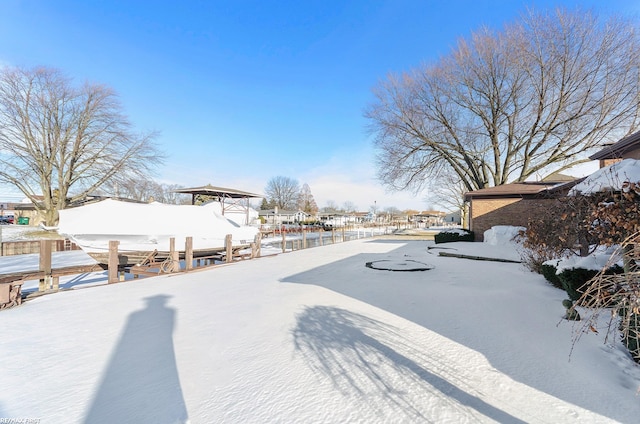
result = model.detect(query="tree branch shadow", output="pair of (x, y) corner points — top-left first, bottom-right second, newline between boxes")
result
(292, 305), (527, 423)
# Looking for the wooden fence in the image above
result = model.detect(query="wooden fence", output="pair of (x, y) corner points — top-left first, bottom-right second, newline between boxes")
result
(1, 239), (80, 256)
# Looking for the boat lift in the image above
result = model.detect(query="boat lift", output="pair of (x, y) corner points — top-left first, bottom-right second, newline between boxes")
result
(174, 185), (263, 225)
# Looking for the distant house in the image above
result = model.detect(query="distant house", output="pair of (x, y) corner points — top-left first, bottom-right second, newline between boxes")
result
(464, 176), (580, 241)
(259, 209), (310, 225)
(0, 199), (40, 226)
(353, 212), (372, 223)
(589, 129), (640, 168)
(444, 211), (462, 225)
(412, 210), (447, 227)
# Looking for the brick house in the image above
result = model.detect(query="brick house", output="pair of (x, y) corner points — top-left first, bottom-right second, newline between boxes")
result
(464, 175), (579, 241)
(464, 130), (640, 241)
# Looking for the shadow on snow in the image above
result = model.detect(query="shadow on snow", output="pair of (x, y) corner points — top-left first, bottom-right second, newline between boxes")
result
(83, 294), (188, 424)
(292, 305), (526, 423)
(281, 239), (627, 422)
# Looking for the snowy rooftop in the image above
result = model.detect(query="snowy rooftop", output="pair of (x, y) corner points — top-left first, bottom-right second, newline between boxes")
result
(569, 158), (640, 195)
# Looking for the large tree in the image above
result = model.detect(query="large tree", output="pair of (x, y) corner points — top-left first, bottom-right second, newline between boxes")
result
(0, 66), (163, 224)
(264, 176), (300, 210)
(366, 8), (640, 193)
(297, 183), (318, 214)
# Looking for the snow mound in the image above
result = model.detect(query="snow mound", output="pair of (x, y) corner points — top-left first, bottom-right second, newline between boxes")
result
(483, 226), (524, 246)
(547, 245), (623, 273)
(439, 228), (469, 235)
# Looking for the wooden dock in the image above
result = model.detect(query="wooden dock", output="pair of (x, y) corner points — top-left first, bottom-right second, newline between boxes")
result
(0, 227), (390, 310)
(0, 232), (266, 309)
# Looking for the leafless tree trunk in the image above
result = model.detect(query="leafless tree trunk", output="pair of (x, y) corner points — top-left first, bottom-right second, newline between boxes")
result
(366, 8), (640, 193)
(0, 66), (164, 225)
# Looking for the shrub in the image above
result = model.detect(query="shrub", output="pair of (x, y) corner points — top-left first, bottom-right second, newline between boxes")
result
(540, 264), (563, 289)
(434, 230), (474, 244)
(558, 265), (624, 302)
(557, 268), (600, 301)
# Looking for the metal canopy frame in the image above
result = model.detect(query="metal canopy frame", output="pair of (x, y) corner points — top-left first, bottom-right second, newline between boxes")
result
(173, 185), (263, 225)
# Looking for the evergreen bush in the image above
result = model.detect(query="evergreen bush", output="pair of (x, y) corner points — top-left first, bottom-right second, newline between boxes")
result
(540, 264), (563, 289)
(623, 313), (640, 362)
(558, 265), (624, 302)
(434, 230), (474, 244)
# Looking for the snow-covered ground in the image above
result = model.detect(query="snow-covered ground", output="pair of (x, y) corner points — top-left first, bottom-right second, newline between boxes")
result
(1, 235), (640, 423)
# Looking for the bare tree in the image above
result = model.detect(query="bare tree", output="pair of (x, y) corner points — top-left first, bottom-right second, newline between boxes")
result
(100, 178), (189, 204)
(0, 66), (163, 224)
(342, 201), (358, 213)
(265, 176), (299, 210)
(321, 200), (339, 213)
(366, 8), (640, 194)
(425, 172), (468, 215)
(384, 206), (401, 222)
(159, 184), (192, 205)
(297, 183), (318, 214)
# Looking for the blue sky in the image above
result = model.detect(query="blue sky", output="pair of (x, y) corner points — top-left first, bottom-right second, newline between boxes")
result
(1, 0), (638, 211)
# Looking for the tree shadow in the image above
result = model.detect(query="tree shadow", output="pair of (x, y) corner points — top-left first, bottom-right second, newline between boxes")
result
(282, 240), (640, 422)
(292, 305), (526, 423)
(83, 294), (188, 424)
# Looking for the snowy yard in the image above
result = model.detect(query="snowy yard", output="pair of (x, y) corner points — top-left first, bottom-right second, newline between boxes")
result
(1, 237), (640, 423)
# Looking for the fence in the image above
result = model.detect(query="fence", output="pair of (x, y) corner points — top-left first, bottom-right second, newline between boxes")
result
(1, 239), (80, 256)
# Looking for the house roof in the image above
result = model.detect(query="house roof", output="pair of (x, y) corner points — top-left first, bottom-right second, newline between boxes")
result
(415, 210), (446, 217)
(259, 209), (305, 215)
(589, 130), (640, 160)
(541, 172), (575, 183)
(464, 179), (582, 201)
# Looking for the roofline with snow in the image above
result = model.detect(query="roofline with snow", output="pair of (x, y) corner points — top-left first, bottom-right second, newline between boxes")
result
(589, 130), (640, 160)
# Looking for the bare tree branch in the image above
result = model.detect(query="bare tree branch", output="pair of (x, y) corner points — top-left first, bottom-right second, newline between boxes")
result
(265, 176), (300, 210)
(0, 66), (164, 224)
(366, 8), (640, 194)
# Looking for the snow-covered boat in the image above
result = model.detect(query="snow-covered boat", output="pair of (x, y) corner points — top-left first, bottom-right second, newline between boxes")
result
(57, 199), (260, 265)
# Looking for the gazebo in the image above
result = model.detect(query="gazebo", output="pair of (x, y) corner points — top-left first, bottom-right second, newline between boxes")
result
(173, 184), (263, 225)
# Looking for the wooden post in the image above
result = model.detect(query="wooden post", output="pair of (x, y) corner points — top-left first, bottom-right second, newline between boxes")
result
(342, 226), (345, 243)
(38, 240), (52, 292)
(319, 229), (323, 246)
(225, 234), (233, 263)
(254, 232), (262, 258)
(281, 231), (286, 253)
(170, 237), (179, 272)
(302, 229), (307, 249)
(332, 228), (336, 244)
(108, 240), (120, 284)
(185, 237), (193, 270)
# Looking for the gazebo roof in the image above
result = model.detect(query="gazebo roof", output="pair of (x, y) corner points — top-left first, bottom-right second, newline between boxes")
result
(174, 184), (263, 199)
